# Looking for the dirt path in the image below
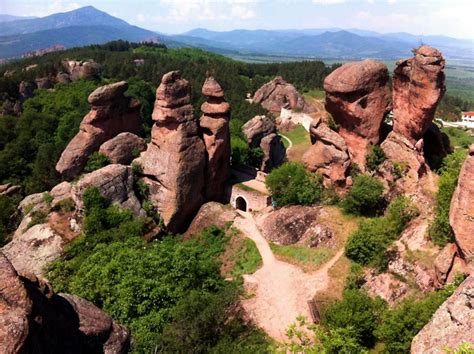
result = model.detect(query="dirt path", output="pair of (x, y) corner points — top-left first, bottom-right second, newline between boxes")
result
(279, 134), (293, 154)
(233, 211), (343, 342)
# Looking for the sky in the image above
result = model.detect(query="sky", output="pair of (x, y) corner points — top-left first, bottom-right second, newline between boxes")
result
(1, 0), (473, 39)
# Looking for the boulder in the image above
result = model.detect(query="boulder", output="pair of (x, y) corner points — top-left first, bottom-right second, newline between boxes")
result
(0, 183), (21, 197)
(184, 202), (237, 238)
(50, 181), (73, 208)
(55, 81), (141, 178)
(392, 45), (446, 144)
(449, 145), (474, 261)
(99, 132), (146, 165)
(56, 72), (71, 84)
(303, 118), (350, 187)
(242, 115), (277, 148)
(411, 275), (474, 353)
(0, 251), (130, 353)
(2, 224), (63, 277)
(258, 205), (335, 247)
(19, 81), (36, 101)
(433, 243), (457, 287)
(135, 71), (206, 233)
(324, 60), (391, 167)
(200, 77), (231, 201)
(35, 77), (53, 89)
(364, 272), (409, 306)
(62, 59), (102, 81)
(253, 76), (314, 113)
(72, 164), (144, 217)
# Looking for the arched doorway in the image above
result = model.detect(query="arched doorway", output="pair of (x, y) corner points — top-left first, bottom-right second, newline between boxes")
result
(235, 196), (247, 212)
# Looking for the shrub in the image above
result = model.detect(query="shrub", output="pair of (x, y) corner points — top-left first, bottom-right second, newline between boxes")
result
(343, 175), (385, 216)
(266, 162), (324, 206)
(84, 152), (110, 172)
(429, 150), (467, 246)
(230, 137), (250, 166)
(42, 192), (53, 205)
(0, 194), (20, 245)
(327, 113), (340, 131)
(366, 145), (387, 171)
(27, 210), (48, 229)
(56, 198), (75, 213)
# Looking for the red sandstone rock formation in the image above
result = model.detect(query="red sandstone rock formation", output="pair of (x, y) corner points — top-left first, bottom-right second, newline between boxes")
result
(450, 145), (474, 262)
(200, 77), (231, 201)
(0, 251), (130, 353)
(242, 115), (286, 173)
(253, 76), (314, 113)
(135, 71), (206, 233)
(392, 45), (446, 144)
(99, 132), (146, 165)
(324, 60), (391, 167)
(56, 81), (141, 178)
(303, 118), (351, 187)
(62, 59), (102, 81)
(411, 275), (474, 353)
(433, 243), (457, 287)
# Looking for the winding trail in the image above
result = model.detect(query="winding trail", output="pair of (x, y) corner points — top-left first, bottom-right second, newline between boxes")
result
(233, 211), (343, 342)
(279, 134), (293, 154)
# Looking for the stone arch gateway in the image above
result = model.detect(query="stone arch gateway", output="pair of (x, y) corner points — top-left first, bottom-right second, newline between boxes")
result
(235, 196), (248, 212)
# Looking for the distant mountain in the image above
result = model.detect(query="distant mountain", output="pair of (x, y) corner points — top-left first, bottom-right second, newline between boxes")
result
(0, 6), (159, 59)
(179, 28), (473, 60)
(0, 14), (37, 23)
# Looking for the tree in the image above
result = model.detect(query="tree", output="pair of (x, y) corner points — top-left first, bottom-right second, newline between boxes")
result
(343, 175), (385, 216)
(366, 145), (387, 172)
(266, 162), (324, 206)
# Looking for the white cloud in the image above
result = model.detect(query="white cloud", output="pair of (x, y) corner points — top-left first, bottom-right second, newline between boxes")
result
(388, 0), (397, 4)
(312, 0), (346, 4)
(24, 0), (81, 17)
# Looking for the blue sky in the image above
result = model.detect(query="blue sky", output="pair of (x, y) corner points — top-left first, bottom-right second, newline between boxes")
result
(2, 0), (473, 38)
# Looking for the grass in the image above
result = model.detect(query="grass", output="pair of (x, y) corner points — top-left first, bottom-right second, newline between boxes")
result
(304, 89), (325, 100)
(441, 127), (474, 149)
(281, 124), (312, 162)
(231, 238), (262, 278)
(270, 243), (334, 271)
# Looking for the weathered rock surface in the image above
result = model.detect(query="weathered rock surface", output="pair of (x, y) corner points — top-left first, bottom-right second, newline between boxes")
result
(35, 77), (53, 89)
(0, 183), (21, 196)
(56, 81), (141, 178)
(2, 224), (63, 277)
(19, 81), (36, 101)
(253, 76), (314, 113)
(411, 275), (474, 353)
(258, 206), (335, 247)
(364, 272), (409, 306)
(324, 60), (391, 166)
(433, 243), (457, 287)
(450, 145), (474, 261)
(184, 202), (237, 238)
(99, 132), (146, 165)
(200, 77), (231, 201)
(50, 181), (73, 208)
(303, 118), (350, 187)
(72, 164), (144, 217)
(0, 251), (130, 354)
(393, 45), (446, 144)
(135, 71), (206, 232)
(242, 115), (286, 172)
(62, 59), (102, 81)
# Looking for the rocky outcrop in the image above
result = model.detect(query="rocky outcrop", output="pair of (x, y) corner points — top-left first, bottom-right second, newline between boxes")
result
(0, 183), (21, 197)
(56, 81), (141, 178)
(433, 243), (457, 287)
(242, 115), (286, 172)
(258, 205), (335, 247)
(253, 76), (314, 113)
(200, 77), (231, 201)
(411, 275), (474, 353)
(184, 202), (237, 238)
(450, 145), (474, 262)
(135, 71), (206, 232)
(393, 45), (446, 144)
(19, 81), (36, 101)
(35, 77), (53, 89)
(0, 251), (130, 354)
(324, 60), (391, 167)
(62, 59), (102, 81)
(99, 132), (146, 165)
(364, 272), (409, 306)
(303, 118), (351, 187)
(72, 164), (144, 217)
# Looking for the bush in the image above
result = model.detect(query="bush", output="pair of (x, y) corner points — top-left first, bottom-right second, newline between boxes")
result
(0, 194), (20, 245)
(430, 150), (467, 246)
(266, 162), (324, 206)
(343, 175), (385, 216)
(27, 210), (48, 229)
(84, 152), (110, 172)
(366, 145), (387, 171)
(230, 137), (249, 166)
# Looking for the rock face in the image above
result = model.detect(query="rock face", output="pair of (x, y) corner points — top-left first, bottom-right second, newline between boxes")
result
(324, 60), (391, 167)
(411, 275), (474, 353)
(258, 206), (335, 247)
(242, 116), (286, 172)
(200, 77), (231, 201)
(184, 202), (237, 238)
(72, 164), (144, 217)
(135, 71), (206, 232)
(56, 81), (141, 178)
(253, 76), (314, 113)
(62, 59), (102, 81)
(19, 81), (36, 101)
(433, 243), (457, 287)
(364, 272), (409, 306)
(303, 118), (351, 187)
(99, 132), (146, 165)
(0, 251), (130, 354)
(392, 45), (446, 144)
(450, 145), (474, 261)
(0, 183), (21, 196)
(35, 77), (53, 89)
